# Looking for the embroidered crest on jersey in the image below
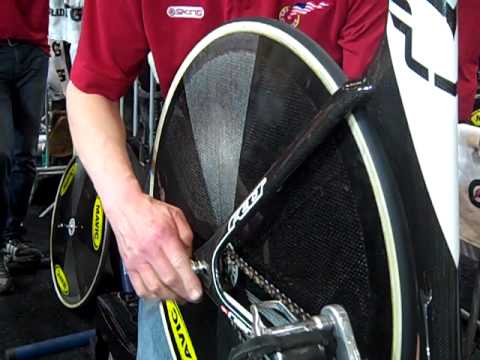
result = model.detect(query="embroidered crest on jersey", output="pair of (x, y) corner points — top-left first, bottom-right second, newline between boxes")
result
(279, 1), (330, 27)
(167, 6), (205, 19)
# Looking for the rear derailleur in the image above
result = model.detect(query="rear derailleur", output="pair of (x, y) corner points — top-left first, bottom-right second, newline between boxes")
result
(229, 301), (360, 360)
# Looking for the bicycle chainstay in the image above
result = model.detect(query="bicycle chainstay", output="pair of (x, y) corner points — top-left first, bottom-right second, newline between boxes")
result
(223, 247), (342, 360)
(224, 246), (310, 330)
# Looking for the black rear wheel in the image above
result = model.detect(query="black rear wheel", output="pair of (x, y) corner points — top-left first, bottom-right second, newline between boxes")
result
(50, 156), (114, 309)
(152, 18), (414, 360)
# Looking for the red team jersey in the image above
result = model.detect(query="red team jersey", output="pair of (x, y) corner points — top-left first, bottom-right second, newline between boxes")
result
(0, 0), (49, 53)
(459, 0), (480, 123)
(71, 0), (387, 100)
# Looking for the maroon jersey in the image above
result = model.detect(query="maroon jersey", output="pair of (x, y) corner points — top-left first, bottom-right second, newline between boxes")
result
(459, 0), (480, 123)
(72, 0), (387, 100)
(0, 0), (49, 52)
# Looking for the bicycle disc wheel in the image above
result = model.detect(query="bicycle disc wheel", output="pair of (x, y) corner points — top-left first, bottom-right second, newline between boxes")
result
(50, 156), (113, 308)
(151, 18), (414, 359)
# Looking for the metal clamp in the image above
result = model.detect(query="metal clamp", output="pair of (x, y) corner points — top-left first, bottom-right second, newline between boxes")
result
(191, 260), (209, 275)
(321, 305), (361, 360)
(249, 301), (361, 360)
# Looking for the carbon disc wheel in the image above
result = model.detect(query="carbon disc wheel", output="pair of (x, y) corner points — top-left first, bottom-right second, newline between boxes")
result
(50, 156), (113, 309)
(151, 18), (415, 360)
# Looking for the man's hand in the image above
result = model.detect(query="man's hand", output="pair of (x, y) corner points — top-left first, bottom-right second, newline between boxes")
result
(106, 188), (203, 302)
(66, 83), (202, 302)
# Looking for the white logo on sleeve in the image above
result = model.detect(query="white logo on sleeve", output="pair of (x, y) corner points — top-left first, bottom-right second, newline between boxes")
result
(167, 6), (205, 19)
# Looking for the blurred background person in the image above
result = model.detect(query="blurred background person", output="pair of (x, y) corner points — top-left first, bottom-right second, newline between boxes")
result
(0, 1), (49, 293)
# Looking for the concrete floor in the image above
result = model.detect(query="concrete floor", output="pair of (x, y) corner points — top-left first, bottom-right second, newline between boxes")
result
(0, 202), (93, 359)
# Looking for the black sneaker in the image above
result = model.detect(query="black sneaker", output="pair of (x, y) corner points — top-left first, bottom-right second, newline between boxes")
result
(0, 257), (13, 294)
(3, 238), (43, 266)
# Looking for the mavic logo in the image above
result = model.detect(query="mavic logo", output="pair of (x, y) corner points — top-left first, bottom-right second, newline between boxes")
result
(167, 6), (204, 19)
(166, 301), (198, 360)
(92, 196), (103, 251)
(227, 178), (267, 235)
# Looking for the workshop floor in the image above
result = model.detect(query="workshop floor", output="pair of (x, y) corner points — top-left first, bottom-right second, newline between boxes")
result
(0, 177), (93, 360)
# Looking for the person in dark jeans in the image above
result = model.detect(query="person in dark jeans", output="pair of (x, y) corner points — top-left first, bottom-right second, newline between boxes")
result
(0, 1), (50, 293)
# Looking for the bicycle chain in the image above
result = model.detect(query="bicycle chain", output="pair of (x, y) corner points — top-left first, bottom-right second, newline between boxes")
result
(224, 246), (310, 324)
(222, 248), (339, 359)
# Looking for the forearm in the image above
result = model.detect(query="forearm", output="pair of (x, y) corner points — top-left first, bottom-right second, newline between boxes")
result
(66, 82), (142, 212)
(66, 82), (201, 302)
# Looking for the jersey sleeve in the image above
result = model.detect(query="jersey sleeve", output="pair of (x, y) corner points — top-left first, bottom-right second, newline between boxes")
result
(338, 0), (388, 80)
(70, 0), (149, 101)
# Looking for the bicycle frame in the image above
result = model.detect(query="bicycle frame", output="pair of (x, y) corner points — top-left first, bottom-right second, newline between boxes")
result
(194, 79), (375, 334)
(153, 1), (460, 358)
(194, 3), (460, 358)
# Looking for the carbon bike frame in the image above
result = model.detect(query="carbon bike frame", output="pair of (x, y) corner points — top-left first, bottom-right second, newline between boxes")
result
(193, 79), (374, 334)
(154, 1), (460, 358)
(190, 1), (460, 357)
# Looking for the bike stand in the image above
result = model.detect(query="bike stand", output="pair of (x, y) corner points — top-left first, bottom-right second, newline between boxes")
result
(38, 202), (55, 219)
(4, 330), (96, 360)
